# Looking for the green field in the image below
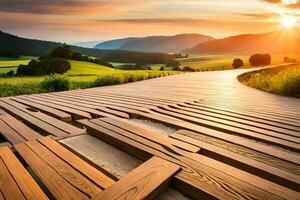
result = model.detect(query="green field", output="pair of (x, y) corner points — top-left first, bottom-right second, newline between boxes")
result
(238, 65), (300, 98)
(0, 59), (31, 73)
(0, 59), (180, 97)
(177, 55), (299, 71)
(66, 60), (115, 75)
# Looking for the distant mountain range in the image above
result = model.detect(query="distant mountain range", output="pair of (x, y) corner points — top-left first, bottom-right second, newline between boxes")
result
(94, 34), (214, 53)
(2, 29), (299, 62)
(184, 31), (300, 55)
(0, 31), (177, 65)
(72, 40), (104, 48)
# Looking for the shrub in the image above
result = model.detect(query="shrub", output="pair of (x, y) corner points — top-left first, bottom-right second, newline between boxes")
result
(17, 64), (33, 76)
(232, 58), (244, 69)
(6, 70), (14, 76)
(92, 75), (122, 87)
(182, 66), (195, 72)
(249, 54), (271, 66)
(283, 56), (297, 63)
(40, 74), (70, 92)
(160, 66), (165, 71)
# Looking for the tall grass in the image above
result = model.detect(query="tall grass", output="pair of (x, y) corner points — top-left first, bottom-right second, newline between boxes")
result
(238, 65), (300, 98)
(0, 71), (180, 97)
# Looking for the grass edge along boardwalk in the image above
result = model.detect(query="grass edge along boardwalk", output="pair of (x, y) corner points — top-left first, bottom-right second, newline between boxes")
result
(0, 65), (300, 199)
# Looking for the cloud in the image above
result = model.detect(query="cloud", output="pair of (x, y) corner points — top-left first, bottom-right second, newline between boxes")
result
(238, 13), (274, 20)
(263, 0), (300, 8)
(0, 0), (135, 15)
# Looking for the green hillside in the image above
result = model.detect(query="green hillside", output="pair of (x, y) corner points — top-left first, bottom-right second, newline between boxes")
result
(66, 60), (115, 75)
(0, 31), (178, 65)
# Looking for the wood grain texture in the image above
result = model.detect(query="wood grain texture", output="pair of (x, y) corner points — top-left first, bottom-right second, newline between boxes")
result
(0, 114), (42, 142)
(14, 143), (89, 200)
(0, 146), (47, 200)
(93, 157), (180, 200)
(0, 158), (25, 200)
(80, 118), (300, 200)
(39, 137), (115, 189)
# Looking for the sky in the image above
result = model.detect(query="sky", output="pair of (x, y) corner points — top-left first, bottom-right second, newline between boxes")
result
(0, 0), (299, 42)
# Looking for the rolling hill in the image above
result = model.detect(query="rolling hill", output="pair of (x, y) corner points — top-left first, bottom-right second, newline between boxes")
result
(185, 30), (300, 55)
(0, 31), (178, 65)
(95, 34), (214, 53)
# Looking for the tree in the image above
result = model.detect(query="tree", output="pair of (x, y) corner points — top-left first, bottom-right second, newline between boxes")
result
(232, 58), (244, 69)
(160, 66), (165, 71)
(284, 56), (297, 63)
(249, 54), (271, 66)
(17, 58), (71, 76)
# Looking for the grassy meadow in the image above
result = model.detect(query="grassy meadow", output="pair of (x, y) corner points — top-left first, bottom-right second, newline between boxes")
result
(177, 55), (300, 71)
(0, 56), (33, 73)
(0, 58), (180, 97)
(238, 65), (300, 98)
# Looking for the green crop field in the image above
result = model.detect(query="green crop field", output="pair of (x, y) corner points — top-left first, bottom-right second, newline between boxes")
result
(66, 60), (115, 75)
(0, 60), (31, 73)
(0, 58), (180, 97)
(177, 54), (300, 71)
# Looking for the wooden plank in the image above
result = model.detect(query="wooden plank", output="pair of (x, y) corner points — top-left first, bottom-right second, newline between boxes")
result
(170, 133), (300, 191)
(21, 95), (128, 119)
(0, 119), (26, 144)
(0, 100), (69, 138)
(14, 143), (89, 200)
(80, 119), (298, 200)
(175, 130), (300, 176)
(11, 97), (72, 122)
(0, 99), (85, 137)
(93, 156), (180, 200)
(101, 117), (200, 153)
(181, 102), (300, 132)
(0, 146), (48, 200)
(35, 93), (152, 113)
(39, 137), (115, 189)
(0, 114), (42, 142)
(0, 158), (25, 200)
(151, 106), (300, 149)
(175, 103), (300, 136)
(98, 118), (300, 191)
(111, 107), (300, 165)
(14, 96), (92, 120)
(26, 140), (102, 198)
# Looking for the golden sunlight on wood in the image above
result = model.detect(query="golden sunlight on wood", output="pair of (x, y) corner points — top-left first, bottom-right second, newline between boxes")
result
(281, 16), (296, 28)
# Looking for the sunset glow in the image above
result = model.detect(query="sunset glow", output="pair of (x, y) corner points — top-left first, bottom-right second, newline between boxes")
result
(0, 0), (300, 42)
(282, 0), (298, 5)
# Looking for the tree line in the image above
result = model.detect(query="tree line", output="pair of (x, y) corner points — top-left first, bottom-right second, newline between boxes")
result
(232, 53), (271, 69)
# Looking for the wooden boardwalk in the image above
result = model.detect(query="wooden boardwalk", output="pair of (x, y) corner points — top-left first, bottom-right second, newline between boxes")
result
(0, 67), (300, 199)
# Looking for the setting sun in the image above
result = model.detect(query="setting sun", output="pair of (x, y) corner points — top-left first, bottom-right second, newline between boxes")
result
(281, 16), (296, 28)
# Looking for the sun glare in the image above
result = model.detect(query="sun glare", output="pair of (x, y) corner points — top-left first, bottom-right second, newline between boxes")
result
(281, 16), (296, 28)
(282, 0), (298, 5)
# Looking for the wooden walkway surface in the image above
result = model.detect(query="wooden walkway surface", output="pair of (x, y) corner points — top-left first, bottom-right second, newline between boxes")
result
(0, 67), (300, 199)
